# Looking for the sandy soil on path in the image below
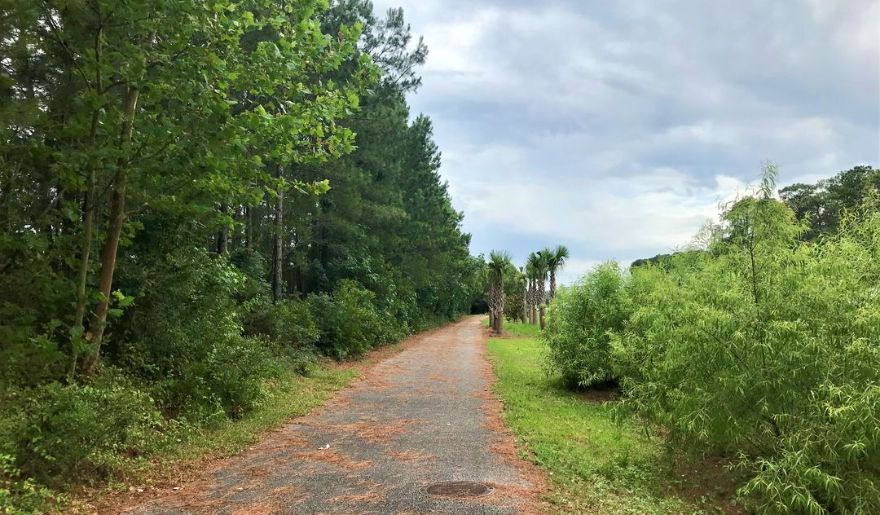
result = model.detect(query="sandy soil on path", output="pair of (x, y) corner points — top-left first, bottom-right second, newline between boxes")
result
(120, 316), (546, 515)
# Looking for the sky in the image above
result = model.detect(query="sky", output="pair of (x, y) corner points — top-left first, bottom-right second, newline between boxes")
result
(371, 0), (880, 284)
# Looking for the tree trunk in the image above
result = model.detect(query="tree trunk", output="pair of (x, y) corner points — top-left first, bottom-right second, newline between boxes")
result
(245, 206), (253, 249)
(489, 311), (495, 330)
(216, 203), (228, 255)
(537, 276), (546, 330)
(495, 277), (504, 334)
(529, 280), (536, 324)
(82, 85), (139, 377)
(272, 165), (284, 302)
(549, 269), (557, 299)
(72, 25), (104, 376)
(530, 279), (538, 324)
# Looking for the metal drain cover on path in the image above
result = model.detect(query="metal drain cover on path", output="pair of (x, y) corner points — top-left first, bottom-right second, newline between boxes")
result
(426, 481), (494, 498)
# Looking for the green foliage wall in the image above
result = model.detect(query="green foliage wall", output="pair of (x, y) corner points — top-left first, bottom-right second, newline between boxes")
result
(544, 177), (880, 513)
(0, 1), (482, 508)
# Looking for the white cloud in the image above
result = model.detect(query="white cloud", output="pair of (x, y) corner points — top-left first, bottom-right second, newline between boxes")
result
(369, 0), (879, 282)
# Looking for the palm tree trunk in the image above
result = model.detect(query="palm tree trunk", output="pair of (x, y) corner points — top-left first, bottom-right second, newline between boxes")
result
(529, 279), (537, 325)
(550, 269), (557, 298)
(537, 276), (546, 329)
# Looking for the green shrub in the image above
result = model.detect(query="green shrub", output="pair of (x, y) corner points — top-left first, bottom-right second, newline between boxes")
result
(201, 336), (281, 419)
(0, 375), (162, 488)
(543, 262), (629, 388)
(0, 454), (57, 514)
(0, 233), (71, 390)
(243, 298), (320, 351)
(308, 280), (393, 359)
(111, 247), (282, 418)
(611, 193), (880, 513)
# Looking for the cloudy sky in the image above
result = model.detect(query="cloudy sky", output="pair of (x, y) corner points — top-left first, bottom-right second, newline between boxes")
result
(372, 0), (880, 284)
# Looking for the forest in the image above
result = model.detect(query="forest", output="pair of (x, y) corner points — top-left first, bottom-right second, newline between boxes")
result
(0, 0), (483, 510)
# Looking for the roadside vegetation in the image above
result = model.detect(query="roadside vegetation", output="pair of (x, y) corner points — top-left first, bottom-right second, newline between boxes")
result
(66, 363), (359, 512)
(535, 165), (880, 514)
(0, 1), (484, 511)
(489, 331), (741, 514)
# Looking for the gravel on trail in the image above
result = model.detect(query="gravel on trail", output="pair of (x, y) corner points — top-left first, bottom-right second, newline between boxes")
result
(122, 316), (546, 515)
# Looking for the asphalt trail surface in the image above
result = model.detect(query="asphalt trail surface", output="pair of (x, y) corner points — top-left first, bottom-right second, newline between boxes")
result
(123, 316), (544, 514)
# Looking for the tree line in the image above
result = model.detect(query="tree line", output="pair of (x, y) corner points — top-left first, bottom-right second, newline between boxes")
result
(0, 1), (483, 509)
(544, 164), (880, 513)
(485, 245), (569, 333)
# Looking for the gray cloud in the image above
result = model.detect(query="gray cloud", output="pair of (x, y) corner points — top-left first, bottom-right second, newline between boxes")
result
(372, 0), (880, 282)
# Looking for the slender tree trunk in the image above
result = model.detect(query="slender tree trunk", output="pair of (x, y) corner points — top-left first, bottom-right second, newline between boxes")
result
(82, 86), (139, 376)
(537, 276), (546, 329)
(549, 269), (557, 299)
(72, 140), (97, 378)
(488, 280), (495, 332)
(216, 203), (229, 255)
(495, 278), (504, 334)
(272, 165), (284, 302)
(529, 279), (536, 324)
(245, 206), (253, 249)
(74, 162), (97, 328)
(72, 25), (104, 376)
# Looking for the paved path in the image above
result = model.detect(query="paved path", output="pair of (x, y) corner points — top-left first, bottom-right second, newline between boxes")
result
(123, 317), (544, 514)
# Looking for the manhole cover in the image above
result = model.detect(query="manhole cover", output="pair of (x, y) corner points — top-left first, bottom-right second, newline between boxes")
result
(426, 481), (493, 498)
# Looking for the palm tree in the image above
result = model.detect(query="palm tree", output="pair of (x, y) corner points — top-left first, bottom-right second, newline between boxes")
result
(533, 250), (550, 329)
(487, 250), (511, 334)
(525, 253), (540, 324)
(546, 244), (570, 299)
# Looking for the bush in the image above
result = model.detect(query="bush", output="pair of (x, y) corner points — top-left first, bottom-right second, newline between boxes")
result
(0, 233), (71, 390)
(543, 262), (629, 388)
(111, 247), (281, 419)
(0, 454), (57, 514)
(308, 280), (394, 359)
(201, 336), (282, 419)
(609, 196), (880, 512)
(243, 298), (320, 351)
(0, 375), (163, 488)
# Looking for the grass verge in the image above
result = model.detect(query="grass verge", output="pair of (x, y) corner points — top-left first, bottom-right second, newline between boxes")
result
(66, 350), (393, 513)
(488, 333), (740, 514)
(482, 317), (542, 338)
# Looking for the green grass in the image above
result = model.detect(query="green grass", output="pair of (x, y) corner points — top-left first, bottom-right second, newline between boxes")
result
(481, 316), (542, 338)
(488, 336), (739, 514)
